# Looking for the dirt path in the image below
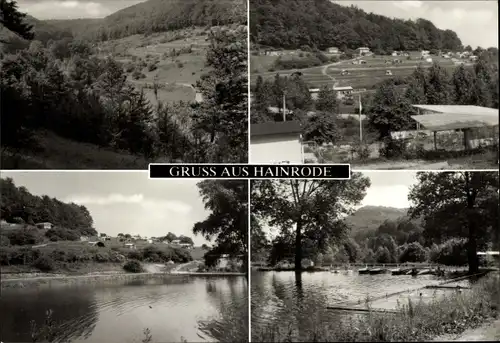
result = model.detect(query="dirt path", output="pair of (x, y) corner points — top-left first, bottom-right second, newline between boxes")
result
(434, 318), (500, 341)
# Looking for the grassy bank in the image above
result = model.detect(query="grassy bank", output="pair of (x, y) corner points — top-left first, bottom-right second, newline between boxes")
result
(254, 273), (500, 342)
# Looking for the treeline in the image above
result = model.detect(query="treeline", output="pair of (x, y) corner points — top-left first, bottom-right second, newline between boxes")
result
(0, 177), (95, 234)
(1, 26), (248, 165)
(45, 0), (247, 42)
(250, 0), (462, 51)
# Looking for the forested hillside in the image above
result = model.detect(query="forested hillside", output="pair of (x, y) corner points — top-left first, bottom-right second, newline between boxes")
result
(250, 0), (462, 51)
(0, 178), (96, 235)
(45, 0), (246, 41)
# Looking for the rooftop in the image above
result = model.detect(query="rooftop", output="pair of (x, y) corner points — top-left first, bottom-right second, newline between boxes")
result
(334, 86), (353, 91)
(412, 105), (499, 116)
(411, 113), (498, 131)
(251, 121), (302, 137)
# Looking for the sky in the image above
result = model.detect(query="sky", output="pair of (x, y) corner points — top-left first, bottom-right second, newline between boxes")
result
(1, 171), (212, 245)
(16, 1), (498, 48)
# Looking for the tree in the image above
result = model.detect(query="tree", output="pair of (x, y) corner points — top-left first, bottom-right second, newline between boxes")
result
(315, 86), (338, 113)
(179, 235), (194, 245)
(193, 180), (248, 273)
(425, 62), (451, 104)
(303, 112), (340, 145)
(451, 65), (474, 105)
(366, 81), (415, 139)
(408, 172), (498, 274)
(375, 246), (392, 263)
(0, 0), (34, 42)
(399, 242), (427, 262)
(251, 214), (269, 262)
(165, 232), (177, 242)
(252, 175), (370, 270)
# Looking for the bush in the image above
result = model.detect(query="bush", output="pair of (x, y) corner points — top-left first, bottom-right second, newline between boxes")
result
(132, 70), (146, 80)
(45, 227), (80, 242)
(147, 62), (158, 71)
(32, 255), (55, 272)
(123, 260), (143, 273)
(431, 238), (468, 266)
(399, 242), (427, 263)
(0, 235), (10, 246)
(8, 228), (39, 245)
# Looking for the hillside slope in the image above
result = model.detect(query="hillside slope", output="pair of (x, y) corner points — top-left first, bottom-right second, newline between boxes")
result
(344, 205), (408, 237)
(250, 0), (462, 51)
(46, 0), (246, 41)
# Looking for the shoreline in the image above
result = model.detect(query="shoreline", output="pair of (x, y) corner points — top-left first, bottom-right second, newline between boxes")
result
(1, 270), (246, 289)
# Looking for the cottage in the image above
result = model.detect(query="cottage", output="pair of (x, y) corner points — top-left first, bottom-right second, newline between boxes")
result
(469, 55), (478, 62)
(333, 86), (353, 100)
(421, 50), (430, 56)
(35, 222), (53, 230)
(171, 239), (181, 245)
(250, 121), (304, 164)
(124, 243), (136, 249)
(326, 47), (339, 54)
(356, 47), (370, 56)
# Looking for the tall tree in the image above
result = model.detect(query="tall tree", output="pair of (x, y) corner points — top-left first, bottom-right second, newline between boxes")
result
(425, 62), (451, 104)
(193, 180), (248, 273)
(0, 0), (34, 41)
(408, 172), (498, 274)
(315, 85), (338, 113)
(252, 176), (370, 270)
(451, 65), (474, 105)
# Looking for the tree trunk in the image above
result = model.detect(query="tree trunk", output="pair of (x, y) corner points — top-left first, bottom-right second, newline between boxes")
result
(294, 219), (303, 270)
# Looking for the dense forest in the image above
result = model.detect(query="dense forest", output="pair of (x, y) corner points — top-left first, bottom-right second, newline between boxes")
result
(0, 177), (95, 235)
(250, 0), (463, 51)
(1, 1), (248, 166)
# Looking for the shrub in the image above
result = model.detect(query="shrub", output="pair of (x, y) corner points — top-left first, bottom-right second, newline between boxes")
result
(399, 242), (427, 262)
(0, 235), (10, 246)
(147, 62), (157, 72)
(177, 61), (184, 68)
(45, 228), (80, 242)
(123, 260), (143, 273)
(32, 256), (55, 272)
(432, 238), (468, 266)
(8, 228), (39, 245)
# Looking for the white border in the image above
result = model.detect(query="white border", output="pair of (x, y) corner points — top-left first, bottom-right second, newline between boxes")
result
(247, 0), (252, 165)
(247, 178), (252, 342)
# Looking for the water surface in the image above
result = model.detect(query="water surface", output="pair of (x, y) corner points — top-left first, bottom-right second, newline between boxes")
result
(1, 275), (248, 343)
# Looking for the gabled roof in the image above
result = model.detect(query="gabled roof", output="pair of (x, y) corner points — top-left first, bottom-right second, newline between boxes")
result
(411, 113), (498, 131)
(251, 121), (302, 137)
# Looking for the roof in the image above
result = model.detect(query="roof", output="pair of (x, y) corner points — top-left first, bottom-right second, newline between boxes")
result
(251, 121), (302, 137)
(411, 113), (498, 131)
(334, 86), (353, 91)
(267, 106), (293, 114)
(477, 251), (499, 256)
(412, 105), (499, 116)
(309, 88), (320, 92)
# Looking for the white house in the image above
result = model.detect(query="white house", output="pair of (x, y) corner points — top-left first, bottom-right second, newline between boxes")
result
(171, 239), (181, 245)
(333, 86), (353, 100)
(326, 47), (339, 54)
(425, 57), (433, 63)
(421, 50), (430, 56)
(124, 243), (136, 249)
(356, 47), (370, 56)
(391, 51), (399, 57)
(35, 222), (53, 230)
(250, 121), (304, 164)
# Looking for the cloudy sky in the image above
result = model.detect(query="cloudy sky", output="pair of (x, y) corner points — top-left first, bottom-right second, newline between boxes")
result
(359, 171), (417, 208)
(2, 171), (212, 245)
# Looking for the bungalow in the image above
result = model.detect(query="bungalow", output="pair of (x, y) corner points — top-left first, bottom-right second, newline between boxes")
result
(356, 47), (370, 56)
(469, 55), (478, 62)
(124, 243), (136, 250)
(421, 50), (430, 57)
(326, 47), (339, 54)
(179, 243), (193, 249)
(35, 222), (53, 230)
(250, 121), (304, 164)
(171, 239), (181, 245)
(333, 86), (353, 100)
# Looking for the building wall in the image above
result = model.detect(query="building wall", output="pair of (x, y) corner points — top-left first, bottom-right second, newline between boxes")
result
(250, 134), (303, 163)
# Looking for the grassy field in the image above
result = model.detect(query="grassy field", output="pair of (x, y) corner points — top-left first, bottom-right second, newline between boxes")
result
(251, 51), (467, 89)
(0, 130), (151, 169)
(254, 273), (500, 342)
(96, 27), (211, 104)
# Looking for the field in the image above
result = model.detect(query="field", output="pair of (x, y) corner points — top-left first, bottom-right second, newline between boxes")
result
(251, 50), (468, 89)
(96, 27), (212, 104)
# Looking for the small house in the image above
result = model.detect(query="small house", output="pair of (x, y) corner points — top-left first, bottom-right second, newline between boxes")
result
(171, 239), (181, 245)
(301, 259), (314, 269)
(425, 57), (433, 63)
(356, 47), (370, 56)
(326, 47), (339, 54)
(333, 86), (353, 100)
(391, 51), (399, 57)
(147, 239), (153, 244)
(35, 222), (53, 230)
(124, 243), (136, 250)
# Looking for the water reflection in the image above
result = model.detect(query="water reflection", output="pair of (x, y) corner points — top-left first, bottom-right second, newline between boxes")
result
(251, 270), (443, 341)
(1, 276), (248, 343)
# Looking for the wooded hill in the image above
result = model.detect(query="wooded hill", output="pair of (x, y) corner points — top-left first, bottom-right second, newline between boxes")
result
(0, 177), (96, 236)
(250, 0), (463, 51)
(45, 0), (246, 41)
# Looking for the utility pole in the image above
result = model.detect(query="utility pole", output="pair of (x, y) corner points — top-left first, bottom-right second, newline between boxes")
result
(282, 90), (287, 121)
(359, 94), (363, 143)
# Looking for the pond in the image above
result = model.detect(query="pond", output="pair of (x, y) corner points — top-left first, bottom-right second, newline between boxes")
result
(251, 270), (468, 340)
(1, 275), (248, 343)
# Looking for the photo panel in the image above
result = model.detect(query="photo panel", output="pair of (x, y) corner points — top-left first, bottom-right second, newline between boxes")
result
(1, 0), (249, 169)
(250, 171), (500, 342)
(0, 171), (249, 342)
(249, 0), (498, 169)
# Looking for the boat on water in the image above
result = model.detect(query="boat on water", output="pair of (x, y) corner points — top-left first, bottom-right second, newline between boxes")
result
(418, 269), (432, 275)
(358, 267), (370, 274)
(392, 268), (411, 275)
(369, 268), (386, 275)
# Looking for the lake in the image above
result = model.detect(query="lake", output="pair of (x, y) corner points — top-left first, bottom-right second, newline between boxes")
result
(1, 275), (248, 343)
(251, 270), (468, 341)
